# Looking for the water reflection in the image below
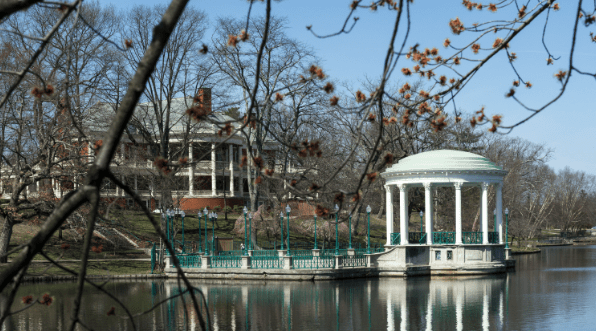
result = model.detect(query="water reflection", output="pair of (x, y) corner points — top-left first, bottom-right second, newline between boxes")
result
(1, 276), (510, 331)
(4, 246), (596, 330)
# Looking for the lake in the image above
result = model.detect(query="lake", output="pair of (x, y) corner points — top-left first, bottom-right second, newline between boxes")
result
(3, 245), (596, 330)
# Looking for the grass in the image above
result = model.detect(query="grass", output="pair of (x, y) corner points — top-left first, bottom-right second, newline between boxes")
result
(7, 223), (150, 262)
(108, 210), (389, 249)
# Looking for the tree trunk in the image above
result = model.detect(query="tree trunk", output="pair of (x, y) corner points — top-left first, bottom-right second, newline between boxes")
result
(472, 203), (481, 232)
(0, 215), (13, 263)
(376, 198), (384, 220)
(352, 204), (361, 236)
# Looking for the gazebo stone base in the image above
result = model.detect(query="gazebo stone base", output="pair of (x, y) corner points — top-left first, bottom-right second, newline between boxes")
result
(373, 244), (506, 270)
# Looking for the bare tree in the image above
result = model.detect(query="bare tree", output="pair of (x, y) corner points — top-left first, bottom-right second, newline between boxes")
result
(552, 168), (595, 232)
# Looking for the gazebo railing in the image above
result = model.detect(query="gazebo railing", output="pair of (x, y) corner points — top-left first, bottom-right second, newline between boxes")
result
(390, 233), (401, 245)
(408, 232), (426, 244)
(488, 231), (499, 244)
(343, 255), (366, 268)
(432, 232), (456, 244)
(211, 255), (242, 268)
(293, 256), (335, 269)
(462, 232), (482, 244)
(251, 256), (283, 269)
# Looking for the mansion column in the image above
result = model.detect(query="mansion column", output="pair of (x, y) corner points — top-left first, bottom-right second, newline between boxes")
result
(398, 184), (409, 245)
(229, 145), (234, 196)
(188, 142), (193, 196)
(239, 147), (244, 197)
(424, 182), (434, 245)
(496, 182), (503, 244)
(385, 185), (394, 246)
(481, 182), (489, 244)
(454, 182), (463, 245)
(211, 143), (216, 196)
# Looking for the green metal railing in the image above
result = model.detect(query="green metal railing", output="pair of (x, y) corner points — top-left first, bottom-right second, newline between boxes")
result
(390, 233), (401, 245)
(252, 250), (278, 257)
(211, 255), (242, 268)
(322, 249), (347, 257)
(292, 250), (313, 257)
(342, 255), (366, 268)
(369, 246), (383, 253)
(218, 250), (243, 256)
(432, 232), (456, 244)
(293, 256), (335, 269)
(354, 246), (384, 255)
(408, 232), (426, 244)
(178, 254), (202, 268)
(251, 256), (283, 269)
(488, 231), (499, 244)
(463, 232), (483, 244)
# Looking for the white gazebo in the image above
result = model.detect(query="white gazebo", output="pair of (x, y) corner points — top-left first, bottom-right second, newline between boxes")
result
(381, 150), (507, 247)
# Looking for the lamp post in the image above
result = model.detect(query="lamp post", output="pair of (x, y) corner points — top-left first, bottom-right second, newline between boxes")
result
(280, 211), (284, 250)
(493, 209), (497, 232)
(212, 212), (217, 255)
(171, 210), (175, 246)
(243, 206), (248, 256)
(348, 214), (352, 249)
(203, 207), (208, 255)
(197, 211), (202, 253)
(505, 208), (509, 249)
(162, 212), (167, 245)
(366, 205), (372, 254)
(314, 214), (318, 250)
(165, 209), (170, 244)
(334, 204), (339, 255)
(419, 210), (424, 234)
(249, 211), (253, 251)
(286, 205), (291, 255)
(181, 211), (186, 253)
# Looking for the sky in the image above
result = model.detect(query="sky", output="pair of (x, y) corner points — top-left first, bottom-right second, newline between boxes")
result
(101, 0), (595, 175)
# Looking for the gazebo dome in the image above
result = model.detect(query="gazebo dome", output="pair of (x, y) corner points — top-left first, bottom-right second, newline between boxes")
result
(385, 150), (505, 174)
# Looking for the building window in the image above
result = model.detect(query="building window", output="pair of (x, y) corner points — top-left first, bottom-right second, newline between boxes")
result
(447, 250), (453, 260)
(435, 251), (441, 261)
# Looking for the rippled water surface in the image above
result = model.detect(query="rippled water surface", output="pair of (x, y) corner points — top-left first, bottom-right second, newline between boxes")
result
(3, 246), (596, 330)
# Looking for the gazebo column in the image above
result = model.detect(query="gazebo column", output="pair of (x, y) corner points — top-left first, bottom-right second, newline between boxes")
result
(481, 182), (489, 244)
(385, 185), (394, 246)
(454, 182), (463, 245)
(398, 184), (409, 245)
(496, 182), (503, 244)
(424, 183), (434, 245)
